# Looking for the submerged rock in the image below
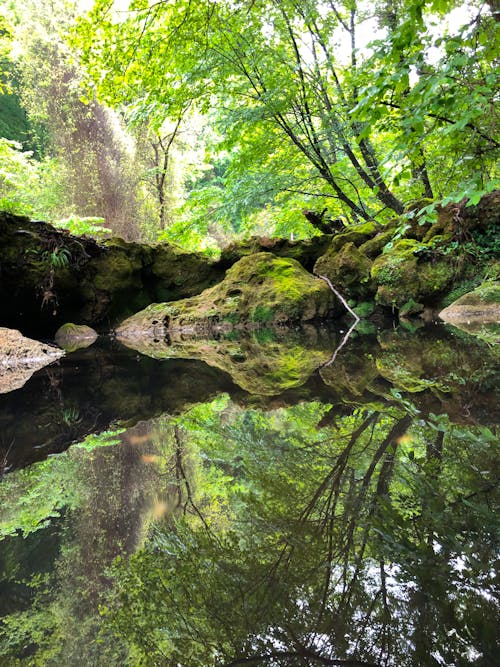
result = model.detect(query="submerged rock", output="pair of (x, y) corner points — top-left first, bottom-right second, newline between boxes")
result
(54, 323), (99, 352)
(0, 327), (65, 394)
(116, 253), (340, 339)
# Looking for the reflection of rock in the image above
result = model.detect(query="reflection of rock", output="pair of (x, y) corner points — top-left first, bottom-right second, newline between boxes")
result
(117, 328), (333, 395)
(0, 328), (65, 394)
(55, 323), (98, 352)
(439, 283), (500, 342)
(320, 340), (381, 398)
(375, 328), (499, 423)
(116, 253), (340, 340)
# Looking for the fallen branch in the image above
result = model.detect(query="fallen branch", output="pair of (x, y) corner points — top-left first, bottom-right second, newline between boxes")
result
(315, 274), (361, 322)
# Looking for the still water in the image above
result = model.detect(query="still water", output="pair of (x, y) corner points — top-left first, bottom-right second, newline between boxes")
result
(0, 324), (498, 666)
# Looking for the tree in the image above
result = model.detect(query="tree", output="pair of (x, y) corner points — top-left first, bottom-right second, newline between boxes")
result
(76, 0), (499, 235)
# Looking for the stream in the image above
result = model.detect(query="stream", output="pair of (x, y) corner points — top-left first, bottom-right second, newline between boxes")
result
(0, 323), (498, 666)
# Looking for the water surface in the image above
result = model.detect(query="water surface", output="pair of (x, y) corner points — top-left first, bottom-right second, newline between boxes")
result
(0, 324), (498, 666)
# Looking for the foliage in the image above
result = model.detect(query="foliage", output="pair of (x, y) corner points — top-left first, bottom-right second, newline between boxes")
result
(75, 0), (499, 239)
(54, 215), (112, 239)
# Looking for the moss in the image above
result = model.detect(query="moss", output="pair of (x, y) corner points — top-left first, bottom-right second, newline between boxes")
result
(418, 259), (455, 299)
(328, 221), (377, 253)
(117, 253), (340, 338)
(314, 242), (374, 299)
(354, 301), (376, 318)
(93, 251), (142, 291)
(54, 323), (98, 352)
(251, 305), (275, 323)
(218, 236), (332, 271)
(358, 229), (396, 258)
(399, 299), (424, 317)
(371, 239), (420, 307)
(453, 282), (500, 306)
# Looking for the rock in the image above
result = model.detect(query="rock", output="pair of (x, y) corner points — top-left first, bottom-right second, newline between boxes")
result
(439, 282), (500, 343)
(218, 235), (332, 271)
(116, 253), (340, 340)
(439, 282), (500, 323)
(0, 327), (65, 394)
(0, 212), (224, 335)
(371, 239), (420, 307)
(314, 242), (374, 299)
(371, 239), (454, 309)
(54, 323), (98, 352)
(327, 221), (378, 253)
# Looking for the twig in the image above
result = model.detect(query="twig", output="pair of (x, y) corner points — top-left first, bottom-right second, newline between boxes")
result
(316, 274), (360, 322)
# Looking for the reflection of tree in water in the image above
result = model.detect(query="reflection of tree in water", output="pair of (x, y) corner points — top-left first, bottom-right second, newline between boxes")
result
(0, 421), (181, 665)
(104, 401), (498, 667)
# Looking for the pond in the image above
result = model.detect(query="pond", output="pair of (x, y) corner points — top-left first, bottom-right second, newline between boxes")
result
(0, 323), (498, 666)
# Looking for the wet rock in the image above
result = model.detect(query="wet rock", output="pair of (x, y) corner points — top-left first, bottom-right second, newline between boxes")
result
(0, 327), (65, 394)
(116, 253), (340, 339)
(439, 282), (500, 323)
(54, 323), (98, 352)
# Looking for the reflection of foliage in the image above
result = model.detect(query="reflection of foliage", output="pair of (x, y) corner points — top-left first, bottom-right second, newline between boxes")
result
(0, 430), (124, 538)
(100, 403), (498, 666)
(0, 388), (497, 665)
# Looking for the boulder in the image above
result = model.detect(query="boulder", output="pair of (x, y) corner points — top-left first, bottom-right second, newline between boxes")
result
(0, 327), (65, 393)
(314, 242), (374, 299)
(116, 253), (340, 340)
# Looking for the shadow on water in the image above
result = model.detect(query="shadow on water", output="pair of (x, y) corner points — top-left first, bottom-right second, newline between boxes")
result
(0, 323), (498, 666)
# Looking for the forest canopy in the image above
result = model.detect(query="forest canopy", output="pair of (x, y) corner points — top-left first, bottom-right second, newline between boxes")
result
(0, 0), (499, 246)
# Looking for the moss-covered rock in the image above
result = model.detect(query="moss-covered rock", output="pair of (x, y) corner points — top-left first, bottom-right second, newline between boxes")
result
(370, 239), (456, 308)
(327, 221), (378, 253)
(151, 243), (222, 300)
(218, 235), (332, 271)
(371, 240), (421, 307)
(116, 253), (340, 339)
(314, 242), (374, 299)
(0, 212), (224, 335)
(358, 227), (397, 258)
(54, 323), (98, 352)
